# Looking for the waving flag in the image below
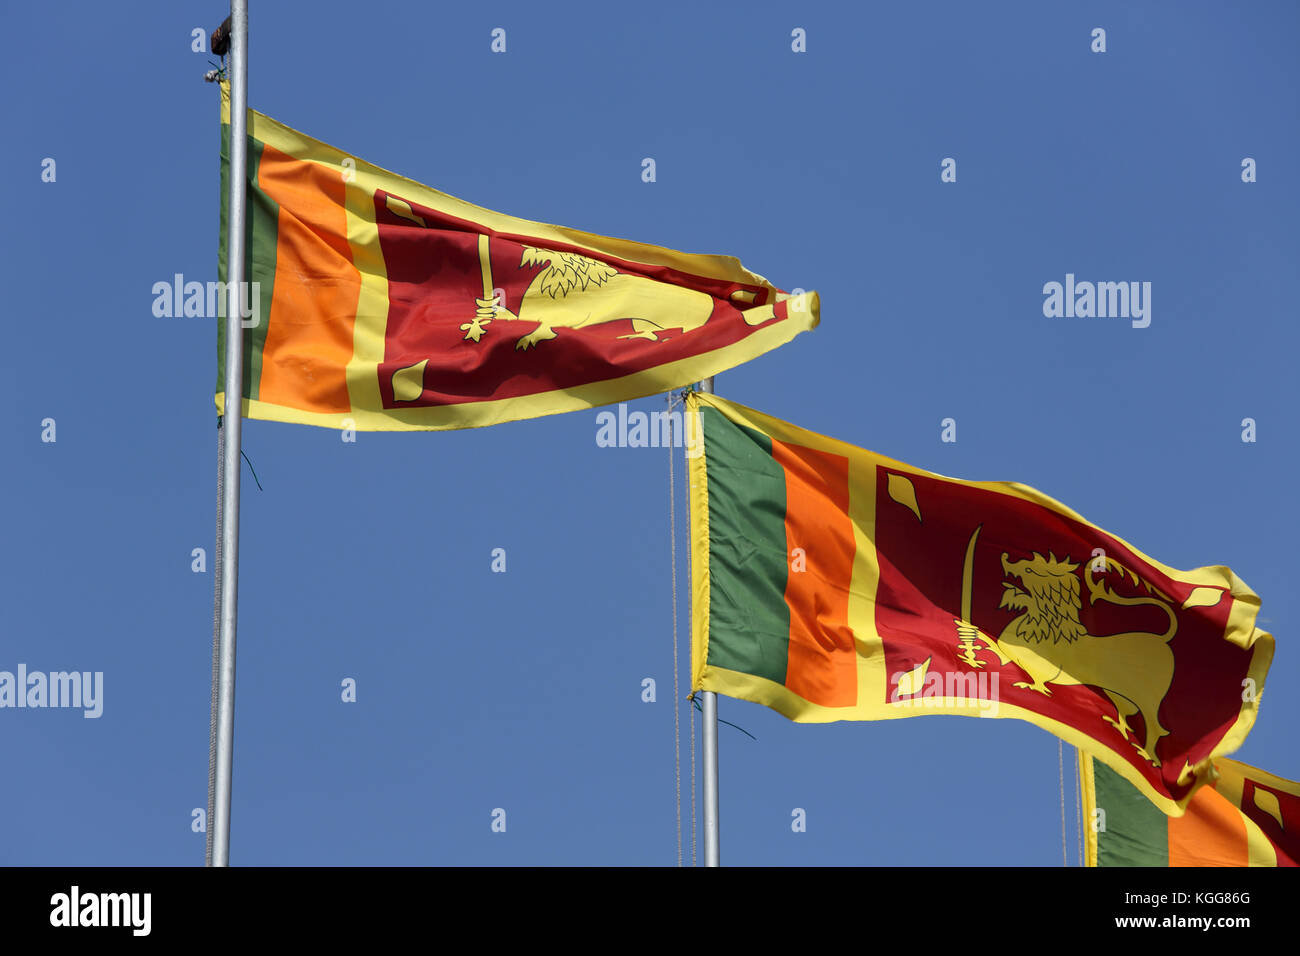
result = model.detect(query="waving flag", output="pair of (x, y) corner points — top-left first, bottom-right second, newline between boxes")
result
(216, 83), (817, 430)
(1082, 753), (1299, 866)
(687, 392), (1272, 813)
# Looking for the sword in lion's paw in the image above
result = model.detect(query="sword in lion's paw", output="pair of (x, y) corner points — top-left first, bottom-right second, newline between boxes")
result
(461, 234), (496, 342)
(955, 524), (1010, 668)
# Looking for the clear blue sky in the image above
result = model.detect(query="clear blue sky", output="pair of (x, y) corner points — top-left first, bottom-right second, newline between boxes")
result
(2, 1), (1296, 865)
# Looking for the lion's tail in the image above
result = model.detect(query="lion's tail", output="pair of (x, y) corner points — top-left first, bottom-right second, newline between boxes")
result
(1085, 561), (1177, 642)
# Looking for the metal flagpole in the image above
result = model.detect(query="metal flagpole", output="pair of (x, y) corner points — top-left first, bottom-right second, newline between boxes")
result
(209, 0), (248, 868)
(697, 376), (720, 867)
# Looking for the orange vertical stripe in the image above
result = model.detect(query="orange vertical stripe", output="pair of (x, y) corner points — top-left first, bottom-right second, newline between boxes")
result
(256, 144), (360, 413)
(773, 440), (857, 707)
(1168, 785), (1250, 866)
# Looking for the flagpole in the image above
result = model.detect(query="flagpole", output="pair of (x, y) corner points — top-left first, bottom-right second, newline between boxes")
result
(697, 376), (720, 867)
(209, 0), (248, 868)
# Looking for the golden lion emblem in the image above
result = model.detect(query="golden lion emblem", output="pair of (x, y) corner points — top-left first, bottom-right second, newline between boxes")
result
(961, 547), (1176, 767)
(381, 196), (785, 352)
(468, 246), (717, 350)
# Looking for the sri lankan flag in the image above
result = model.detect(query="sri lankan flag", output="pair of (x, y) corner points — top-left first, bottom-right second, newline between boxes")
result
(687, 392), (1273, 813)
(1082, 753), (1299, 866)
(216, 84), (817, 430)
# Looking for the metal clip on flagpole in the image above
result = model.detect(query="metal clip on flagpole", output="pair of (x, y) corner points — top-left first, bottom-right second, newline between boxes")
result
(697, 376), (720, 867)
(209, 0), (248, 868)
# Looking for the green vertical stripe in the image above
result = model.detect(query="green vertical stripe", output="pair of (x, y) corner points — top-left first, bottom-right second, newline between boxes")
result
(701, 405), (791, 685)
(218, 126), (277, 404)
(1095, 760), (1170, 866)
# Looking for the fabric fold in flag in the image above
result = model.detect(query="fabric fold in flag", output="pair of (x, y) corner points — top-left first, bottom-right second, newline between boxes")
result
(216, 83), (818, 430)
(686, 392), (1272, 814)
